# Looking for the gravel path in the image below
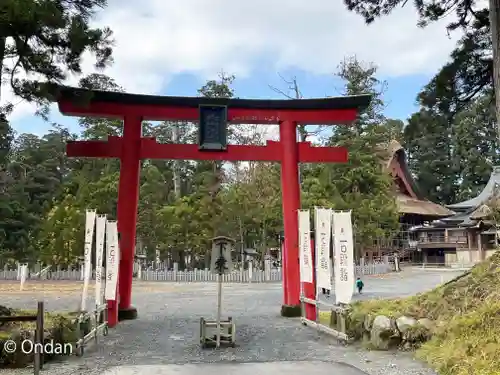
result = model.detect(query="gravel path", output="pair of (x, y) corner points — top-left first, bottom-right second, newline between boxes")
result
(1, 268), (464, 375)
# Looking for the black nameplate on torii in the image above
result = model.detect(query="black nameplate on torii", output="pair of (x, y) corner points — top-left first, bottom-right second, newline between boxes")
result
(198, 105), (228, 151)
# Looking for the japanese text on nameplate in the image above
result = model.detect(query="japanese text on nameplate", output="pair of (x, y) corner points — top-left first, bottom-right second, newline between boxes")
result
(203, 112), (222, 142)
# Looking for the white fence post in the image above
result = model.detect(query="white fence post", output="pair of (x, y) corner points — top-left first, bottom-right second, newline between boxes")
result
(19, 264), (28, 290)
(173, 263), (178, 282)
(248, 261), (253, 283)
(264, 259), (271, 282)
(0, 258), (393, 282)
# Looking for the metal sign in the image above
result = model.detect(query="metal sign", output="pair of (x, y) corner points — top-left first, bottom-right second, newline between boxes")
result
(198, 105), (228, 151)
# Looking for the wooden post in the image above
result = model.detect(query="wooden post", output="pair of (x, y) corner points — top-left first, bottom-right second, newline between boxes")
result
(34, 301), (44, 375)
(477, 233), (483, 261)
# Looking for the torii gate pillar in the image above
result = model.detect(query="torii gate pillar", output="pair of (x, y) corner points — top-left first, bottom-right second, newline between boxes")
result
(115, 116), (142, 318)
(280, 120), (301, 309)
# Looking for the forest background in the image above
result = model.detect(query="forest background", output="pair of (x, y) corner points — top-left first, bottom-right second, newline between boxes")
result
(0, 0), (497, 268)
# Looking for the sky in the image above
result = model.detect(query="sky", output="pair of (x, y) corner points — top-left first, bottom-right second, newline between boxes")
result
(3, 0), (462, 137)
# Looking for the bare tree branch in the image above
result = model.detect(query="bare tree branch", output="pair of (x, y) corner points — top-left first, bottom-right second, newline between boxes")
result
(268, 72), (331, 142)
(268, 84), (294, 99)
(269, 73), (303, 100)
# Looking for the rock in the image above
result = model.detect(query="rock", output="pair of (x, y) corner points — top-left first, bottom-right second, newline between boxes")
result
(363, 314), (374, 331)
(402, 341), (413, 351)
(417, 318), (433, 331)
(396, 317), (433, 347)
(372, 315), (391, 330)
(370, 315), (401, 350)
(395, 316), (417, 335)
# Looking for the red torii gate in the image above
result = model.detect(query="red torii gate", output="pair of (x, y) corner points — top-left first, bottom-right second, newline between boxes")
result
(52, 87), (370, 327)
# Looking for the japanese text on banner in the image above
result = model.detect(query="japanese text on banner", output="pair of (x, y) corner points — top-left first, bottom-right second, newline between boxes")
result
(333, 211), (355, 305)
(298, 210), (313, 283)
(315, 208), (332, 290)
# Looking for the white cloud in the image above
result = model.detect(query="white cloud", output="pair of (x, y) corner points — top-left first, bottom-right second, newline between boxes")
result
(3, 0), (461, 122)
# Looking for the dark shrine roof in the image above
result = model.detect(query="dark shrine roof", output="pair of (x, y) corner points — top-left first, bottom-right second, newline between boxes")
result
(50, 85), (371, 111)
(447, 166), (500, 210)
(380, 140), (454, 218)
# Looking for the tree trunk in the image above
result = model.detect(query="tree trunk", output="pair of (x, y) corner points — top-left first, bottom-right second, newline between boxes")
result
(490, 0), (500, 139)
(261, 221), (267, 259)
(0, 37), (5, 104)
(178, 248), (185, 270)
(171, 124), (181, 199)
(205, 249), (210, 269)
(238, 215), (245, 266)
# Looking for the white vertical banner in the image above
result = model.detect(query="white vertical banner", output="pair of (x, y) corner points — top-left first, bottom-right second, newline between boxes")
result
(81, 210), (96, 311)
(105, 220), (120, 301)
(315, 207), (332, 290)
(19, 264), (28, 290)
(298, 210), (313, 283)
(94, 215), (107, 305)
(333, 211), (355, 304)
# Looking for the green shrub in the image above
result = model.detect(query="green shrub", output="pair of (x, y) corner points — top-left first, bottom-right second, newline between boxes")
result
(321, 252), (500, 375)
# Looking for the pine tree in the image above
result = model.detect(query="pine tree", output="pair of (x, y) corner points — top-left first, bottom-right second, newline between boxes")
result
(305, 57), (400, 256)
(1, 0), (113, 115)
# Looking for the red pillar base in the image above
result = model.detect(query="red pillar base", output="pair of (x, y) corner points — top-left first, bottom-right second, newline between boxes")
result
(304, 235), (317, 321)
(107, 300), (118, 328)
(280, 304), (302, 317)
(118, 305), (138, 321)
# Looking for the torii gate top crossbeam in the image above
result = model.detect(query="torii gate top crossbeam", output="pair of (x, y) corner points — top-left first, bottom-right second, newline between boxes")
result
(51, 86), (371, 124)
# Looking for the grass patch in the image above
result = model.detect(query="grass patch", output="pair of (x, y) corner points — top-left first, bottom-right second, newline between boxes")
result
(0, 306), (88, 368)
(0, 280), (197, 294)
(0, 281), (95, 294)
(320, 252), (500, 375)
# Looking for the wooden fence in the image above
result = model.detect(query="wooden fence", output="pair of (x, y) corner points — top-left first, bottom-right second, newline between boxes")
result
(0, 262), (392, 282)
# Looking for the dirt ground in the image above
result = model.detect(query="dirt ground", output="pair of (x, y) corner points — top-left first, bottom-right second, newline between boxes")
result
(0, 280), (198, 295)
